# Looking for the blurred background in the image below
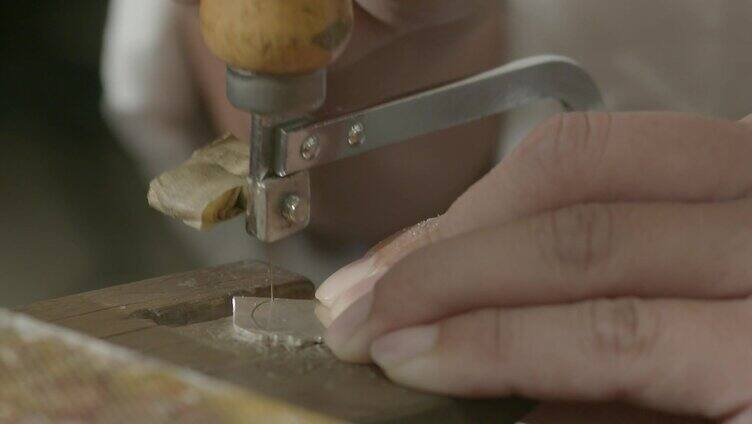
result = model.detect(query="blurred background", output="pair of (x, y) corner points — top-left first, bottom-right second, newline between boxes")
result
(0, 1), (197, 307)
(1, 1), (750, 308)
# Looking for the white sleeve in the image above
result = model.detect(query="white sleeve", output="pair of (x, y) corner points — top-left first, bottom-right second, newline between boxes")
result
(101, 0), (209, 178)
(504, 1), (752, 117)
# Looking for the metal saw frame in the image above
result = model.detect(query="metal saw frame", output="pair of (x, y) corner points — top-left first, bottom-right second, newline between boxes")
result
(241, 55), (605, 242)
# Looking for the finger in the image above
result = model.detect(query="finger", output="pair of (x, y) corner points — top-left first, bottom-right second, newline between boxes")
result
(315, 303), (334, 328)
(741, 113), (752, 126)
(441, 112), (752, 240)
(370, 298), (752, 420)
(329, 271), (380, 319)
(317, 112), (752, 304)
(316, 218), (437, 307)
(326, 199), (752, 361)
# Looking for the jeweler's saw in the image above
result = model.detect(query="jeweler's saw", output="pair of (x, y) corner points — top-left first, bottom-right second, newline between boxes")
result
(197, 1), (603, 340)
(199, 1), (604, 243)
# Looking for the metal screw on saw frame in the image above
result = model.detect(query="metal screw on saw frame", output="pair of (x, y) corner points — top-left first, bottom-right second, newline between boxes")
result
(348, 122), (365, 147)
(300, 136), (320, 161)
(281, 195), (306, 225)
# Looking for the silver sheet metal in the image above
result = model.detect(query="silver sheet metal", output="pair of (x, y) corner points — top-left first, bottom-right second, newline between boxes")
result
(232, 297), (325, 346)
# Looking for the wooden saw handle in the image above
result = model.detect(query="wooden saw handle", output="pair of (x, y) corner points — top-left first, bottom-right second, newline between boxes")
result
(200, 0), (354, 75)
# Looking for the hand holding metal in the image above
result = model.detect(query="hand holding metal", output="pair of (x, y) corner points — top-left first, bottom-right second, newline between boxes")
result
(245, 55), (605, 242)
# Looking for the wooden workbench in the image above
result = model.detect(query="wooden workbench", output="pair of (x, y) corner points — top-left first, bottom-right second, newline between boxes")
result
(16, 261), (531, 423)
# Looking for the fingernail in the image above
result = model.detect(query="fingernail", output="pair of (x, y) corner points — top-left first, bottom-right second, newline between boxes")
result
(314, 303), (334, 328)
(316, 256), (378, 307)
(370, 325), (439, 368)
(329, 270), (386, 320)
(325, 292), (375, 363)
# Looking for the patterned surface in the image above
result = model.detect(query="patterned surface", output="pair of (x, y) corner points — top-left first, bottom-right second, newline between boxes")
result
(0, 309), (336, 423)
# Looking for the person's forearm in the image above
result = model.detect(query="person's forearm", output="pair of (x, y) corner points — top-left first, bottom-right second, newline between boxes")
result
(357, 0), (491, 29)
